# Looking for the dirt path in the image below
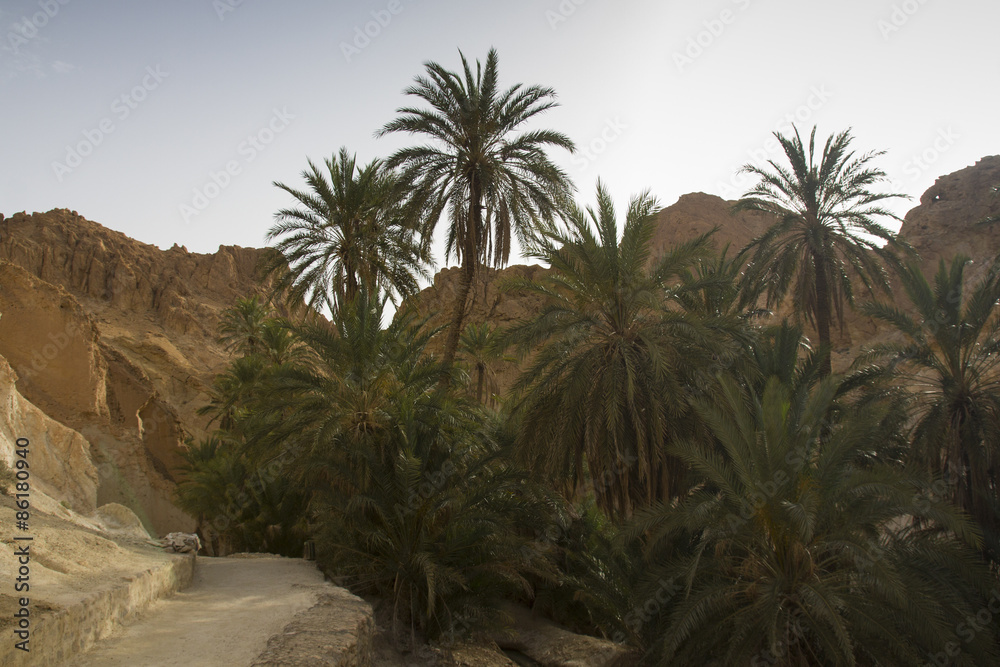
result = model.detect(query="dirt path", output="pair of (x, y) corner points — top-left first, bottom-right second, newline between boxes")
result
(71, 556), (329, 667)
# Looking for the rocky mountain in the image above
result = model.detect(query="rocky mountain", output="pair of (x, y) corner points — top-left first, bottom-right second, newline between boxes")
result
(898, 156), (1000, 277)
(0, 209), (273, 534)
(1, 157), (997, 535)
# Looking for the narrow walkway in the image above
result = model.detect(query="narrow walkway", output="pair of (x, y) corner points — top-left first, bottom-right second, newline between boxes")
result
(71, 556), (328, 667)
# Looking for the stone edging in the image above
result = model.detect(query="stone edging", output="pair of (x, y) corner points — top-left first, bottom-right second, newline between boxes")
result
(1, 553), (195, 666)
(251, 586), (375, 666)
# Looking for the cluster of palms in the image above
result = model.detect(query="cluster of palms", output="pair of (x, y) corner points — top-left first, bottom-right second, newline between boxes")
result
(178, 49), (1000, 664)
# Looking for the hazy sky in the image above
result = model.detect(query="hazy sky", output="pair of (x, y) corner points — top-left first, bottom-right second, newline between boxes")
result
(2, 0), (997, 274)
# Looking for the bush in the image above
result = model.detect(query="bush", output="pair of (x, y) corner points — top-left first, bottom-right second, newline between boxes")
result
(313, 403), (556, 643)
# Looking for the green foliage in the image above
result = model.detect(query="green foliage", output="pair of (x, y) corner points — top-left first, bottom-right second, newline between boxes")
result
(457, 322), (511, 407)
(735, 125), (909, 376)
(857, 254), (1000, 563)
(179, 72), (1000, 662)
(313, 405), (555, 642)
(378, 47), (576, 376)
(177, 298), (312, 556)
(504, 182), (738, 517)
(266, 148), (430, 312)
(629, 368), (997, 665)
(217, 294), (273, 357)
(225, 290), (556, 641)
(530, 498), (642, 645)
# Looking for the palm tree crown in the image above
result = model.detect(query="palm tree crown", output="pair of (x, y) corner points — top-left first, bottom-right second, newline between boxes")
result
(630, 369), (995, 665)
(505, 182), (722, 517)
(378, 47), (575, 379)
(266, 147), (430, 312)
(735, 125), (908, 375)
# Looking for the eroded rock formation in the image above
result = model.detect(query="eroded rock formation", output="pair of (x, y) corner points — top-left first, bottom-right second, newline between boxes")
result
(0, 210), (274, 534)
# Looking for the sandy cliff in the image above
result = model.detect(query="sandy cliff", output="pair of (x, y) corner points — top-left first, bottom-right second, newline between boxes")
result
(0, 210), (273, 534)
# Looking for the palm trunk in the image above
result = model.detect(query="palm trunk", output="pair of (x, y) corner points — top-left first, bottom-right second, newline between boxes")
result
(812, 248), (833, 378)
(439, 259), (475, 386)
(439, 178), (482, 387)
(476, 363), (485, 404)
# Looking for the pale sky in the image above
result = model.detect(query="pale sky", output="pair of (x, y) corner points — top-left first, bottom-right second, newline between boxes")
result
(2, 0), (997, 276)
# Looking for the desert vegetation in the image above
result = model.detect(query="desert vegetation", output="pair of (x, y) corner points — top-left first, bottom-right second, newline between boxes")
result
(177, 49), (1000, 665)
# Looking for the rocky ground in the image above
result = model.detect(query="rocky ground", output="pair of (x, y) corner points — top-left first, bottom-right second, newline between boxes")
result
(0, 496), (168, 635)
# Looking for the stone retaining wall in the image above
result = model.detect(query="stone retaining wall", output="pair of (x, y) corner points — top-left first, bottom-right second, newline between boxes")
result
(1, 553), (195, 666)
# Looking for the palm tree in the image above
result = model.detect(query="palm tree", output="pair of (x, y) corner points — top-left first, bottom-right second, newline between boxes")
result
(735, 125), (909, 376)
(673, 245), (768, 322)
(241, 289), (553, 640)
(857, 254), (1000, 562)
(266, 147), (430, 312)
(504, 183), (723, 517)
(218, 295), (272, 357)
(630, 370), (997, 665)
(378, 48), (575, 380)
(458, 321), (510, 406)
(312, 409), (555, 642)
(260, 289), (442, 481)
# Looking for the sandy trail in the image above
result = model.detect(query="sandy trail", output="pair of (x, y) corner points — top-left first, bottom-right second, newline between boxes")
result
(71, 556), (328, 667)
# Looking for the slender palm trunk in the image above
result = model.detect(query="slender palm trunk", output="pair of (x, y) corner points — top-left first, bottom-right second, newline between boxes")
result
(812, 247), (833, 378)
(475, 362), (485, 404)
(439, 178), (482, 387)
(345, 271), (359, 304)
(439, 259), (475, 385)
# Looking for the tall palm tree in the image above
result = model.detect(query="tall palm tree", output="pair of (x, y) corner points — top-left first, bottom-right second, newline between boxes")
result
(266, 147), (430, 312)
(504, 183), (723, 517)
(378, 48), (575, 380)
(857, 254), (1000, 562)
(630, 371), (996, 665)
(735, 125), (908, 376)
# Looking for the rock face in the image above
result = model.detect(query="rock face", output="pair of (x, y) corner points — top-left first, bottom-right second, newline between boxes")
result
(0, 209), (267, 337)
(898, 155), (1000, 280)
(649, 191), (773, 258)
(0, 352), (98, 513)
(0, 209), (273, 535)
